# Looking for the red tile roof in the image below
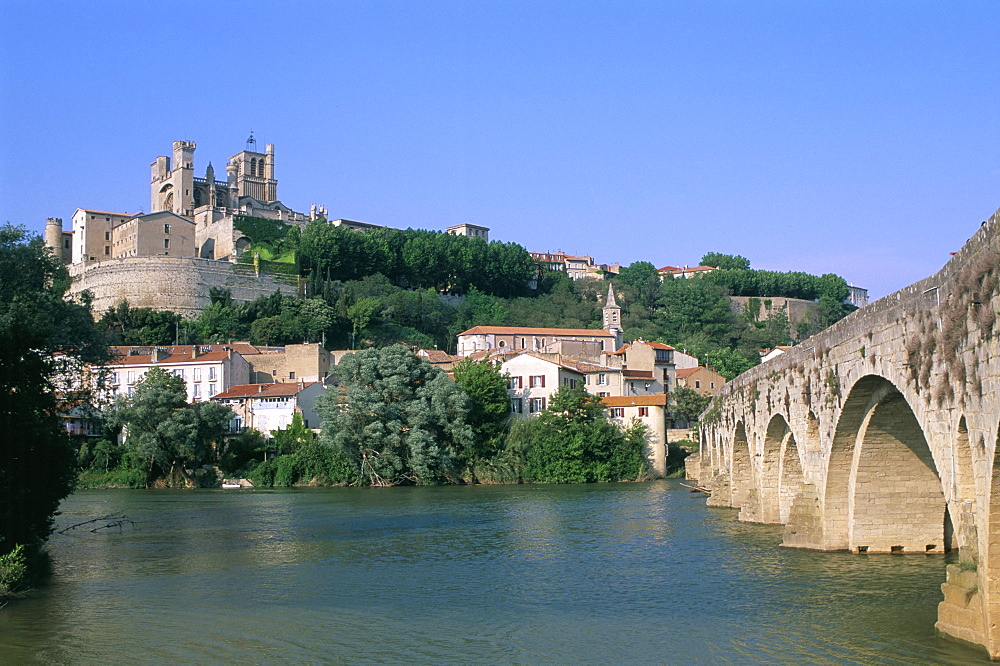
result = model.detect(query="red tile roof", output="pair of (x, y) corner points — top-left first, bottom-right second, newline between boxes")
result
(459, 326), (615, 338)
(212, 382), (316, 399)
(601, 394), (669, 407)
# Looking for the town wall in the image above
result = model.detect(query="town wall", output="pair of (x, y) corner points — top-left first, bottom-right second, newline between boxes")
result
(69, 256), (297, 318)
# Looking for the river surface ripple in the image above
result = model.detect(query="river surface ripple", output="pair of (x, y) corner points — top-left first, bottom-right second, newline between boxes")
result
(0, 480), (989, 664)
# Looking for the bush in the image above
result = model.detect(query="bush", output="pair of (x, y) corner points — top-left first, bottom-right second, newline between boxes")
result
(0, 544), (28, 595)
(76, 467), (148, 489)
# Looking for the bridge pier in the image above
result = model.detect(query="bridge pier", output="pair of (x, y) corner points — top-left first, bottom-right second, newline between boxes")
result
(694, 207), (1000, 657)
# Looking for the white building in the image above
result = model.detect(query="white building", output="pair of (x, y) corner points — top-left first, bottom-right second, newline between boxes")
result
(101, 344), (251, 403)
(500, 353), (585, 416)
(211, 382), (324, 435)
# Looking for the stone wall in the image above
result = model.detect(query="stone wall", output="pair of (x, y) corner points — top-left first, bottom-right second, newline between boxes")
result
(69, 256), (298, 318)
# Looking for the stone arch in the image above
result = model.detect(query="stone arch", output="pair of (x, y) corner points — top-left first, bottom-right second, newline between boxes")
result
(730, 422), (752, 511)
(985, 424), (1000, 651)
(199, 238), (215, 260)
(825, 375), (944, 553)
(234, 236), (252, 257)
(759, 414), (793, 524)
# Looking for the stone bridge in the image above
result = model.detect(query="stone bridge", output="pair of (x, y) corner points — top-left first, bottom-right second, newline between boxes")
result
(691, 208), (1000, 657)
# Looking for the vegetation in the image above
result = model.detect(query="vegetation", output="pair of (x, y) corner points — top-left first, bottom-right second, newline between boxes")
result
(669, 387), (713, 425)
(103, 368), (233, 486)
(0, 224), (111, 580)
(506, 387), (649, 483)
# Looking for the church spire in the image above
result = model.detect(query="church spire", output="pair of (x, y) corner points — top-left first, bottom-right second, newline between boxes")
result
(603, 283), (623, 350)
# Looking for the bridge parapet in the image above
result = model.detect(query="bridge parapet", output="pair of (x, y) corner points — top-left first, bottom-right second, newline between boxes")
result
(698, 208), (1000, 656)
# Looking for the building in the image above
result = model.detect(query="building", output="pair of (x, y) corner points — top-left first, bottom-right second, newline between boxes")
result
(446, 223), (489, 242)
(212, 382), (324, 435)
(657, 264), (719, 280)
(608, 339), (676, 393)
(602, 394), (669, 476)
(457, 284), (624, 356)
(529, 251), (620, 280)
(100, 344), (251, 403)
(675, 366), (726, 396)
(44, 217), (73, 263)
(500, 353), (585, 416)
(111, 211), (196, 259)
(245, 343), (335, 384)
(846, 284), (869, 308)
(71, 208), (132, 264)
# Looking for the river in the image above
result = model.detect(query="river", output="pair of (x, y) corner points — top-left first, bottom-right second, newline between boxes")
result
(0, 480), (988, 663)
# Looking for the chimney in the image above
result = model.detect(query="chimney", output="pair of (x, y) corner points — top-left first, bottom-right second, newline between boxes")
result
(191, 345), (200, 359)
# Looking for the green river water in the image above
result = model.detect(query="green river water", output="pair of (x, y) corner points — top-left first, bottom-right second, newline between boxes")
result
(0, 480), (989, 664)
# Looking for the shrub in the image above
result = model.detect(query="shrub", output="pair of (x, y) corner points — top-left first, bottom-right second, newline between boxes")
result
(0, 544), (28, 595)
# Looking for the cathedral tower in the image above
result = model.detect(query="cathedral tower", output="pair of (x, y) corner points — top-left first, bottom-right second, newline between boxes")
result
(150, 141), (196, 217)
(227, 133), (277, 203)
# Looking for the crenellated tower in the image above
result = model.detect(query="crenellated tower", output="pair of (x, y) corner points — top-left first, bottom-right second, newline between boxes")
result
(150, 140), (197, 217)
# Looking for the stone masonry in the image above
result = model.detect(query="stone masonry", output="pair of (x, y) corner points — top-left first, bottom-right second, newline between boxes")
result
(691, 208), (1000, 657)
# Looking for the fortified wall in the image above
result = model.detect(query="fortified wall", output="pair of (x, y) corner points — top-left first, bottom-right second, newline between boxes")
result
(693, 208), (1000, 655)
(69, 257), (298, 318)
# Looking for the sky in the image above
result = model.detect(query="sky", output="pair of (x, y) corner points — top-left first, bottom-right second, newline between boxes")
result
(1, 1), (997, 300)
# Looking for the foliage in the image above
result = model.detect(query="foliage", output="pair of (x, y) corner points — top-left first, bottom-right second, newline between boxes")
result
(669, 387), (712, 424)
(703, 348), (758, 380)
(316, 345), (474, 485)
(300, 223), (535, 298)
(0, 544), (28, 596)
(701, 252), (751, 271)
(0, 224), (110, 559)
(452, 357), (511, 464)
(507, 387), (649, 483)
(105, 368), (232, 485)
(97, 300), (183, 346)
(218, 429), (267, 474)
(272, 412), (313, 455)
(233, 215), (293, 247)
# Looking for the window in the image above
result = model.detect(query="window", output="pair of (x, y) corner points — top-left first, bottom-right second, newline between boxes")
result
(127, 370), (135, 384)
(289, 371), (296, 379)
(64, 238), (70, 249)
(193, 384), (201, 398)
(562, 377), (577, 389)
(529, 397), (546, 413)
(510, 398), (523, 414)
(164, 239), (170, 249)
(127, 386), (135, 397)
(193, 368), (201, 382)
(509, 376), (523, 389)
(104, 231), (110, 241)
(164, 224), (170, 234)
(597, 392), (609, 398)
(529, 375), (545, 388)
(597, 373), (607, 385)
(208, 367), (217, 381)
(498, 340), (506, 348)
(710, 382), (716, 389)
(104, 246), (110, 255)
(638, 407), (649, 417)
(111, 372), (119, 385)
(611, 407), (625, 418)
(695, 380), (701, 389)
(208, 383), (216, 396)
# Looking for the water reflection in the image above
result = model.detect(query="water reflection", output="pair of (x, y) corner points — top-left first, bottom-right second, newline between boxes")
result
(0, 481), (989, 664)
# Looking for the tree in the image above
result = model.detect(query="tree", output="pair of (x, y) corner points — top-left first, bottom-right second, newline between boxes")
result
(703, 348), (757, 380)
(316, 345), (475, 485)
(452, 357), (511, 464)
(0, 225), (110, 562)
(107, 367), (232, 485)
(701, 252), (750, 271)
(272, 412), (313, 455)
(509, 386), (649, 483)
(669, 386), (712, 425)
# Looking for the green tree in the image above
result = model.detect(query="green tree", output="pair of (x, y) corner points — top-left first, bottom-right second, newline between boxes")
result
(669, 386), (712, 425)
(107, 368), (232, 485)
(0, 225), (110, 563)
(452, 357), (511, 465)
(701, 252), (751, 271)
(509, 386), (649, 483)
(98, 300), (184, 345)
(347, 297), (381, 348)
(272, 412), (313, 455)
(703, 348), (758, 380)
(317, 345), (475, 485)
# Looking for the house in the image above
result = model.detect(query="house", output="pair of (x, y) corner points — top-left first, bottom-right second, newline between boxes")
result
(760, 345), (793, 363)
(111, 211), (196, 259)
(457, 285), (624, 356)
(212, 382), (324, 435)
(245, 342), (335, 384)
(500, 353), (585, 417)
(657, 264), (719, 280)
(607, 339), (676, 393)
(675, 366), (726, 396)
(100, 344), (251, 403)
(602, 394), (669, 477)
(529, 251), (620, 280)
(446, 223), (489, 242)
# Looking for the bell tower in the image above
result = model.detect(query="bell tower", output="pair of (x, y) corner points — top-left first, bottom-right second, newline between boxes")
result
(603, 283), (623, 351)
(228, 132), (278, 203)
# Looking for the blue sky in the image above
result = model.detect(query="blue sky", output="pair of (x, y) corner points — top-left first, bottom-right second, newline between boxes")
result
(1, 1), (997, 299)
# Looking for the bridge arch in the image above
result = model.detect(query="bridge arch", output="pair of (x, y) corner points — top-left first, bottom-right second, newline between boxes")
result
(758, 414), (803, 524)
(730, 422), (752, 511)
(824, 374), (945, 553)
(986, 423), (1000, 651)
